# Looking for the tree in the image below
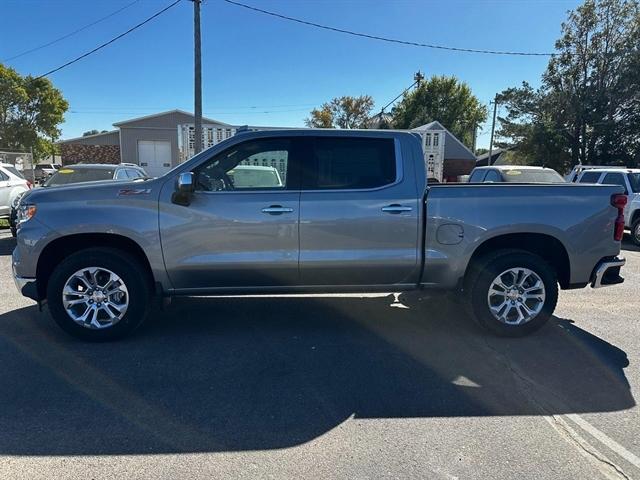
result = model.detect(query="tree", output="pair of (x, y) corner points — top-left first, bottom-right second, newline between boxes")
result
(305, 95), (374, 129)
(497, 0), (640, 171)
(391, 75), (487, 149)
(83, 129), (108, 136)
(0, 63), (68, 159)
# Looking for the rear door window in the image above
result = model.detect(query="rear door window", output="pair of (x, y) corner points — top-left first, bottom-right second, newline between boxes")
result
(468, 169), (486, 182)
(303, 137), (396, 190)
(578, 171), (603, 183)
(483, 170), (501, 182)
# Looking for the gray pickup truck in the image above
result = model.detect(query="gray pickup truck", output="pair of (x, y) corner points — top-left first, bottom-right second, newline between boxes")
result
(12, 130), (627, 340)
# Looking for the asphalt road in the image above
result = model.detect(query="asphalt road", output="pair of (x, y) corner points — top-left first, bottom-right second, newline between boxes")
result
(0, 228), (638, 479)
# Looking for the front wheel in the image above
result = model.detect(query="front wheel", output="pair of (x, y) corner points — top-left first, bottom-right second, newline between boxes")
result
(466, 250), (558, 337)
(47, 248), (151, 341)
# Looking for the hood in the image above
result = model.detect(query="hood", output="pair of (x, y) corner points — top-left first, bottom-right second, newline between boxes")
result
(23, 178), (164, 205)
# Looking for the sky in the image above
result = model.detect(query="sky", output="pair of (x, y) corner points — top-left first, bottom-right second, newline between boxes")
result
(1, 0), (582, 148)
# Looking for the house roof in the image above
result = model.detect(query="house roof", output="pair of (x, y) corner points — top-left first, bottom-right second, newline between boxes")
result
(113, 109), (231, 127)
(411, 121), (476, 162)
(475, 148), (511, 166)
(58, 130), (120, 144)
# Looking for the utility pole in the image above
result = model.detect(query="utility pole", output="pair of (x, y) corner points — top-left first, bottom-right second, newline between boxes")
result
(488, 94), (498, 165)
(193, 0), (203, 154)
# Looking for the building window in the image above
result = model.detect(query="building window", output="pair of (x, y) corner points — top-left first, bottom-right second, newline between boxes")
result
(433, 133), (439, 147)
(425, 133), (431, 147)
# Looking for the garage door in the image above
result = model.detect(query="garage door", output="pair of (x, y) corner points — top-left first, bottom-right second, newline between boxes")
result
(138, 141), (172, 178)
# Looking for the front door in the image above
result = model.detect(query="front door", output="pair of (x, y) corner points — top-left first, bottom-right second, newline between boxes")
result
(299, 136), (420, 286)
(159, 137), (301, 290)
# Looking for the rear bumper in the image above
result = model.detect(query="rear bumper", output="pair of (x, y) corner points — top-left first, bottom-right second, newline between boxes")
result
(591, 256), (625, 288)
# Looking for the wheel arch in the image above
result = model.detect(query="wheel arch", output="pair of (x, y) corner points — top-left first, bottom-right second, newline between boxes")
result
(36, 233), (155, 300)
(464, 233), (571, 289)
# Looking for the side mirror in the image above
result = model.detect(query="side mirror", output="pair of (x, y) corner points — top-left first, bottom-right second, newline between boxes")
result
(172, 172), (195, 206)
(177, 172), (195, 193)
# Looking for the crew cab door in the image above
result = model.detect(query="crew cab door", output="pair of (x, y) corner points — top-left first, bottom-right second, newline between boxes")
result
(298, 135), (420, 286)
(159, 137), (302, 290)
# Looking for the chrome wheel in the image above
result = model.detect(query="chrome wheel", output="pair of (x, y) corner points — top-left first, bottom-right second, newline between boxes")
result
(487, 268), (545, 325)
(634, 223), (640, 242)
(62, 267), (129, 329)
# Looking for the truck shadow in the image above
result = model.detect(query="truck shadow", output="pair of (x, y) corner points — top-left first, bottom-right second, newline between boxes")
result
(0, 293), (633, 456)
(0, 231), (15, 256)
(622, 234), (639, 252)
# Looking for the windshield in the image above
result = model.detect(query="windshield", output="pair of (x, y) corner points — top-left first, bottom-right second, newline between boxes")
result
(4, 166), (25, 179)
(45, 167), (114, 186)
(501, 169), (565, 183)
(628, 173), (640, 193)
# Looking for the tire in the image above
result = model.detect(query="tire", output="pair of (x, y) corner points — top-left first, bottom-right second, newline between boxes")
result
(465, 249), (558, 337)
(46, 248), (151, 341)
(631, 217), (640, 247)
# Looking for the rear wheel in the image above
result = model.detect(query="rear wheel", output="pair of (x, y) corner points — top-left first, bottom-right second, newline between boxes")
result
(46, 248), (151, 341)
(631, 217), (640, 247)
(466, 250), (558, 337)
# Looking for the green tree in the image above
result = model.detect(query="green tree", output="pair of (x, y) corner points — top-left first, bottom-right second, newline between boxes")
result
(497, 0), (640, 171)
(391, 75), (487, 148)
(82, 129), (109, 136)
(305, 95), (374, 129)
(0, 64), (68, 159)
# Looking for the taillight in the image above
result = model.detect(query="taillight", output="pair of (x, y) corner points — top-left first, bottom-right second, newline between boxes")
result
(611, 194), (627, 241)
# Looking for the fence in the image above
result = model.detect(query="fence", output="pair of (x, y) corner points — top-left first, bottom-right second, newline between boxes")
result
(0, 150), (36, 183)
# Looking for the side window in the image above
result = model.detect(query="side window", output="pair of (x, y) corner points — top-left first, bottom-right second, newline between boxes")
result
(483, 170), (501, 182)
(114, 169), (129, 180)
(0, 170), (9, 181)
(304, 137), (396, 190)
(602, 172), (628, 194)
(195, 138), (291, 191)
(468, 169), (486, 182)
(126, 168), (141, 179)
(578, 171), (602, 183)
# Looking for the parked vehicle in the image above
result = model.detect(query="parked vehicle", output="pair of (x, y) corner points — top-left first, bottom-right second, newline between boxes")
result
(571, 167), (640, 245)
(8, 163), (148, 238)
(227, 165), (283, 188)
(43, 163), (147, 187)
(468, 165), (566, 183)
(12, 130), (626, 341)
(0, 163), (31, 228)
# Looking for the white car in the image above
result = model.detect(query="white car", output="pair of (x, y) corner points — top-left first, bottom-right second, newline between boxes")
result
(0, 163), (31, 219)
(572, 167), (640, 246)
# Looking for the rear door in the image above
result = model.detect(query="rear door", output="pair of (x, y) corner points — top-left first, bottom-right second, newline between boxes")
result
(298, 135), (420, 286)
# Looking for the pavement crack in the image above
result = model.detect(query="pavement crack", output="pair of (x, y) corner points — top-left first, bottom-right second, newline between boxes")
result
(479, 335), (632, 480)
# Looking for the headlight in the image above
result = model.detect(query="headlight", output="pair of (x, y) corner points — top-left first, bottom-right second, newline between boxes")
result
(12, 191), (25, 209)
(17, 204), (37, 224)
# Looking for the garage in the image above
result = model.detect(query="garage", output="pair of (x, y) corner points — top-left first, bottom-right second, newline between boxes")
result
(137, 140), (171, 177)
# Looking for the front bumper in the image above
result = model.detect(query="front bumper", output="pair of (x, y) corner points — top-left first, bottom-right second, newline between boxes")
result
(12, 260), (39, 301)
(591, 256), (626, 288)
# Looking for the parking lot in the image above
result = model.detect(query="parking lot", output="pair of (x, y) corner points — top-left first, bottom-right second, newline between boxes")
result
(0, 228), (638, 479)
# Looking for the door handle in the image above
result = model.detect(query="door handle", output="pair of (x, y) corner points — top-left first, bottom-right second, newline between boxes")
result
(381, 204), (412, 214)
(261, 205), (294, 215)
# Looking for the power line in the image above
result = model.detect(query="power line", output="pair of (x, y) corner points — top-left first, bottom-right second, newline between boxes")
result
(35, 0), (182, 79)
(222, 0), (556, 57)
(4, 0), (142, 62)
